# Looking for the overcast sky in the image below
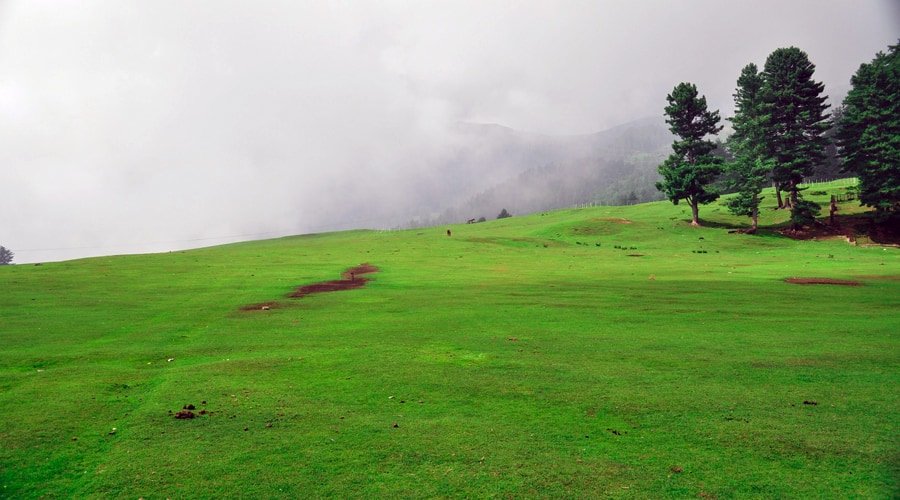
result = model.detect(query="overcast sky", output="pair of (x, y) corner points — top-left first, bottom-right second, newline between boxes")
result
(1, 1), (897, 263)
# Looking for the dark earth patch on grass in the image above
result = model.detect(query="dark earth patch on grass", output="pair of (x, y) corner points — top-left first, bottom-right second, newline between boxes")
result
(289, 263), (379, 298)
(784, 277), (861, 286)
(239, 264), (379, 311)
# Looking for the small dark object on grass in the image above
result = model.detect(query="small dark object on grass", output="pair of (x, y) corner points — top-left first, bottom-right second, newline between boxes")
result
(265, 422), (273, 428)
(447, 229), (451, 237)
(803, 400), (818, 406)
(199, 410), (208, 415)
(201, 400), (207, 405)
(392, 422), (399, 428)
(174, 410), (195, 419)
(183, 404), (196, 410)
(607, 428), (623, 436)
(671, 465), (683, 474)
(507, 337), (518, 341)
(244, 427), (249, 431)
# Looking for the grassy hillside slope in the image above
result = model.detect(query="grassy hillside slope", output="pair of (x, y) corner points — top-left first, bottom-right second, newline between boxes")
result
(1, 180), (898, 498)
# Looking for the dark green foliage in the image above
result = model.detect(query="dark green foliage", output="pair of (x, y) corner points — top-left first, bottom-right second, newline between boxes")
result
(477, 217), (486, 223)
(0, 246), (13, 265)
(725, 64), (770, 230)
(816, 105), (844, 180)
(760, 47), (831, 227)
(723, 159), (770, 220)
(788, 197), (822, 228)
(497, 208), (511, 219)
(837, 42), (900, 218)
(731, 64), (766, 157)
(656, 82), (723, 226)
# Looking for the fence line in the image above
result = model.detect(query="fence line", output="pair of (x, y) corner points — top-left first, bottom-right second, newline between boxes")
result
(800, 177), (858, 187)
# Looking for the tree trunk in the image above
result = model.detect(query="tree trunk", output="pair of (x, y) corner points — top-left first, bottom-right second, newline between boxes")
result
(690, 200), (700, 227)
(774, 181), (784, 209)
(789, 180), (799, 209)
(748, 204), (759, 234)
(830, 196), (838, 226)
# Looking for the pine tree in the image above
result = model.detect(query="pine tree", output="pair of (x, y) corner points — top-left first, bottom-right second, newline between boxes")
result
(760, 47), (830, 228)
(656, 82), (723, 226)
(837, 42), (900, 219)
(725, 63), (770, 232)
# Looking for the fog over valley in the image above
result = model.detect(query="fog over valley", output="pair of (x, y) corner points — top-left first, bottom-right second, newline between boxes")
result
(1, 1), (897, 263)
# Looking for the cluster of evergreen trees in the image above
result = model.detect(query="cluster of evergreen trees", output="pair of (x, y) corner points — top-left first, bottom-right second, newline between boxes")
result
(657, 42), (899, 230)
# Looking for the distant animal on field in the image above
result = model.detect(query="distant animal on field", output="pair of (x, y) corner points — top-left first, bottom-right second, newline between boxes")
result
(466, 218), (476, 224)
(447, 229), (452, 237)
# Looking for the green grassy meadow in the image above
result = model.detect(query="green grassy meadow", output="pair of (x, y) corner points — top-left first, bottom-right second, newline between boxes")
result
(1, 180), (898, 498)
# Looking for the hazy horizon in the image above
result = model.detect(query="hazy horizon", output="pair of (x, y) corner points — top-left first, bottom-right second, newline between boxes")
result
(1, 1), (897, 263)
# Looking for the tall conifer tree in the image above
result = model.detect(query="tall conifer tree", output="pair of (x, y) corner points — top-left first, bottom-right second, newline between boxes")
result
(838, 42), (900, 219)
(760, 47), (830, 227)
(656, 83), (723, 226)
(725, 63), (770, 232)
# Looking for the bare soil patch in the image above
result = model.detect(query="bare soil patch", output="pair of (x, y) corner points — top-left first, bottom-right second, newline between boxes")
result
(784, 277), (861, 286)
(289, 263), (379, 298)
(239, 263), (379, 311)
(779, 214), (900, 246)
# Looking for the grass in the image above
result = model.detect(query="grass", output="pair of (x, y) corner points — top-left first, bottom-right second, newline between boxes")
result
(1, 180), (898, 498)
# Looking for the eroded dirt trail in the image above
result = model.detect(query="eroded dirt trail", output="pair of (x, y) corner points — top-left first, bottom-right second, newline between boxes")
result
(784, 277), (861, 286)
(289, 264), (379, 298)
(240, 263), (379, 311)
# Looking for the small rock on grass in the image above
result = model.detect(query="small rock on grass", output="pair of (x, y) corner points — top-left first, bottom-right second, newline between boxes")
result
(670, 465), (683, 474)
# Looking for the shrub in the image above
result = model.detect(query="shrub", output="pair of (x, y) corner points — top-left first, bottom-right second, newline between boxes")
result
(0, 246), (13, 265)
